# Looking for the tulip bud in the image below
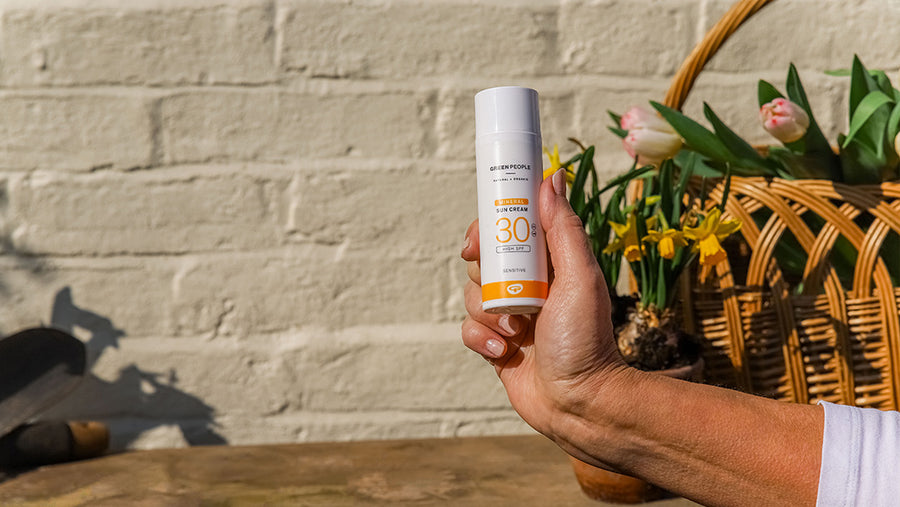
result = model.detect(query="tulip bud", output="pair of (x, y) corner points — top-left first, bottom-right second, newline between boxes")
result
(760, 98), (810, 143)
(895, 131), (900, 157)
(620, 106), (682, 166)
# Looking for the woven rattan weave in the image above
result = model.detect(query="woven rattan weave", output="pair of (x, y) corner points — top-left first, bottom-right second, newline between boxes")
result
(663, 0), (900, 409)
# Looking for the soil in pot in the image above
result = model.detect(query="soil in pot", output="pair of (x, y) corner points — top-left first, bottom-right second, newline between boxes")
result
(612, 297), (703, 372)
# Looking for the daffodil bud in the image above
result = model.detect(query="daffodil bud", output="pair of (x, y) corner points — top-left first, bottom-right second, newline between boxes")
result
(759, 98), (810, 143)
(620, 106), (682, 166)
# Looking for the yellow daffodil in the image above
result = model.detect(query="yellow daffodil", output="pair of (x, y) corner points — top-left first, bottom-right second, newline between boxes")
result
(683, 208), (742, 266)
(644, 227), (687, 259)
(604, 212), (643, 262)
(542, 145), (575, 183)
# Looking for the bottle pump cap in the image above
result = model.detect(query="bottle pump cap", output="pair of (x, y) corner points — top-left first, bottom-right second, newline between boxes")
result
(474, 86), (541, 138)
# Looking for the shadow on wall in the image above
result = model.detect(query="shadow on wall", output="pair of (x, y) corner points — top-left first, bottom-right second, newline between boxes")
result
(45, 287), (227, 449)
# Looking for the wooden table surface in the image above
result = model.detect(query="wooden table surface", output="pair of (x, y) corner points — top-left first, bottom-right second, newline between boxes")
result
(0, 434), (700, 506)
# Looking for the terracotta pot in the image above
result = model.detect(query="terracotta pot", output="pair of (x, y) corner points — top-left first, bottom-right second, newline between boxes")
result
(569, 358), (704, 503)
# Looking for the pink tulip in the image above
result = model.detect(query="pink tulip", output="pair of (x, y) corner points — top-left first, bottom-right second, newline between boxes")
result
(620, 106), (682, 166)
(759, 98), (810, 143)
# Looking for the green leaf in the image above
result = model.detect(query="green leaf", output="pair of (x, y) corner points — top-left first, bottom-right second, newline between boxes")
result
(692, 157), (729, 178)
(608, 110), (622, 127)
(659, 159), (674, 226)
(785, 64), (814, 113)
(783, 63), (842, 179)
(605, 185), (627, 225)
(840, 136), (885, 184)
(638, 252), (649, 307)
(849, 55), (879, 118)
(719, 164), (733, 212)
(650, 101), (735, 164)
(766, 147), (831, 180)
(831, 234), (863, 288)
(881, 233), (900, 284)
(563, 153), (583, 168)
(871, 70), (895, 96)
(842, 90), (894, 148)
(597, 164), (656, 195)
(827, 67), (890, 80)
(656, 210), (671, 230)
(768, 231), (811, 281)
(887, 102), (900, 145)
(587, 203), (610, 259)
(758, 80), (784, 107)
(641, 172), (655, 201)
(582, 193), (602, 219)
(608, 126), (628, 139)
(672, 151), (697, 220)
(588, 160), (599, 196)
(655, 256), (667, 309)
(569, 146), (594, 218)
(589, 194), (613, 258)
(703, 102), (774, 174)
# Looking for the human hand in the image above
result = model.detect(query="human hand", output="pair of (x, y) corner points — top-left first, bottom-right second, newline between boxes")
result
(460, 170), (625, 439)
(463, 170), (827, 505)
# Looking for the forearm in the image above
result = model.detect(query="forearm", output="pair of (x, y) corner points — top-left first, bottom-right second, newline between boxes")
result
(554, 367), (824, 507)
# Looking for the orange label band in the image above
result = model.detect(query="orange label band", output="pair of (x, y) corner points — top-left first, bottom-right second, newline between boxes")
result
(494, 198), (529, 206)
(482, 280), (548, 301)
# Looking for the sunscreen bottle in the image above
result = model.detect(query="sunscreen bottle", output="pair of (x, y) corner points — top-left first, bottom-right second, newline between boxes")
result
(474, 86), (548, 314)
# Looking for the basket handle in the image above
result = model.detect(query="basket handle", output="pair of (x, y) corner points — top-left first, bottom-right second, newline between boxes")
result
(664, 0), (776, 110)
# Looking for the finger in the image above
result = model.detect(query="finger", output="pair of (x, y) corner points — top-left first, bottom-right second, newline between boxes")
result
(461, 317), (508, 359)
(540, 170), (608, 298)
(465, 281), (525, 338)
(462, 220), (481, 283)
(461, 220), (480, 262)
(467, 260), (481, 285)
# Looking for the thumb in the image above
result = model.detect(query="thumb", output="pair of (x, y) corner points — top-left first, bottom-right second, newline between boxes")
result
(540, 170), (606, 294)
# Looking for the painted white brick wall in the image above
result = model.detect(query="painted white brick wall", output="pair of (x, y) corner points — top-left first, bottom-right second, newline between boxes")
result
(1, 0), (897, 449)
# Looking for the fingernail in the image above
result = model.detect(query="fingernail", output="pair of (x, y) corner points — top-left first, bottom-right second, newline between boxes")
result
(497, 314), (520, 336)
(485, 338), (506, 358)
(461, 235), (470, 257)
(552, 169), (565, 196)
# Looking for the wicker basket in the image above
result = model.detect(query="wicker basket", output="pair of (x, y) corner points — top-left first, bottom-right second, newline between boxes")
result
(666, 0), (900, 409)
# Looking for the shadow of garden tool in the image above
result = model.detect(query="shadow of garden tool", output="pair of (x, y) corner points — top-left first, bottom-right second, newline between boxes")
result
(0, 327), (109, 470)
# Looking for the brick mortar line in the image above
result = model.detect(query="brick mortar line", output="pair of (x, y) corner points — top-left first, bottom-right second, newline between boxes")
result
(0, 0), (277, 10)
(5, 159), (474, 177)
(62, 324), (470, 355)
(227, 408), (521, 420)
(0, 0), (558, 11)
(120, 322), (465, 338)
(0, 75), (667, 94)
(110, 410), (526, 428)
(0, 245), (461, 261)
(0, 69), (828, 98)
(281, 406), (515, 415)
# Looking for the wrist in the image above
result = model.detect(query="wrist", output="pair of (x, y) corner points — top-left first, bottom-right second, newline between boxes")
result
(546, 363), (651, 470)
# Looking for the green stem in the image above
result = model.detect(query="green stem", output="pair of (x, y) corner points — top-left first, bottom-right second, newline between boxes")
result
(639, 256), (650, 307)
(656, 258), (667, 309)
